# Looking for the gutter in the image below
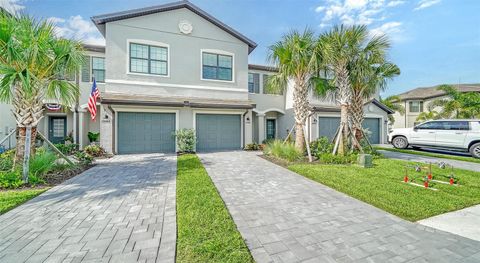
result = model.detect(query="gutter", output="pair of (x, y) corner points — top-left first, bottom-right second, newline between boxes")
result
(100, 99), (254, 110)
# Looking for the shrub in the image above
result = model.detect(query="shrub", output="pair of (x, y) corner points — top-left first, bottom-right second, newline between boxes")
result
(244, 143), (260, 151)
(0, 170), (23, 188)
(84, 144), (105, 157)
(318, 153), (358, 164)
(87, 132), (100, 143)
(264, 140), (303, 162)
(0, 150), (14, 171)
(29, 150), (57, 177)
(53, 143), (79, 155)
(74, 152), (94, 166)
(310, 137), (333, 158)
(175, 129), (196, 153)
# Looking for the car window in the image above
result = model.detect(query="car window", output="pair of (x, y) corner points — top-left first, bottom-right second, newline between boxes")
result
(442, 121), (470, 130)
(416, 122), (444, 130)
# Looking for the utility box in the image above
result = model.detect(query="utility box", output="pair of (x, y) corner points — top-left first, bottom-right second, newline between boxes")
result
(358, 154), (373, 168)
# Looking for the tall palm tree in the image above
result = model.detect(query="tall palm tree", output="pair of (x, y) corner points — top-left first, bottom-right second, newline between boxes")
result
(348, 33), (400, 145)
(320, 25), (367, 155)
(429, 85), (480, 118)
(267, 29), (323, 151)
(0, 13), (85, 162)
(380, 95), (405, 125)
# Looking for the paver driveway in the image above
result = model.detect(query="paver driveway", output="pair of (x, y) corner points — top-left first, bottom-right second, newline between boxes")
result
(199, 151), (480, 263)
(0, 154), (176, 263)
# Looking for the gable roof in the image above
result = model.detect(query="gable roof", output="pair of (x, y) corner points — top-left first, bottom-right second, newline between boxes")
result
(312, 98), (394, 115)
(396, 84), (480, 101)
(91, 0), (257, 53)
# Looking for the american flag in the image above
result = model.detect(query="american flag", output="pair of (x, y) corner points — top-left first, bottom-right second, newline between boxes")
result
(88, 78), (100, 120)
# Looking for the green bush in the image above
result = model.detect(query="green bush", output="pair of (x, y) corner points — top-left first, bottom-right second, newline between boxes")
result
(244, 143), (260, 151)
(29, 150), (57, 177)
(174, 129), (196, 153)
(264, 140), (303, 162)
(87, 132), (100, 143)
(75, 151), (94, 166)
(0, 150), (14, 171)
(84, 144), (105, 157)
(53, 143), (78, 155)
(318, 153), (358, 164)
(0, 170), (23, 188)
(310, 136), (333, 158)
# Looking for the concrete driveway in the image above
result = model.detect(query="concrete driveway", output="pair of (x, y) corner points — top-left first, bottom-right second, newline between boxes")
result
(199, 151), (480, 263)
(0, 154), (176, 263)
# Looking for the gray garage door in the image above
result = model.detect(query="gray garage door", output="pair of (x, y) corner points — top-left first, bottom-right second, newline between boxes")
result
(196, 114), (241, 152)
(318, 117), (380, 144)
(118, 112), (175, 154)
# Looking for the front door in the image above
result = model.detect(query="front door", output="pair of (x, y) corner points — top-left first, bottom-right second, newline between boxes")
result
(266, 119), (276, 140)
(49, 116), (66, 144)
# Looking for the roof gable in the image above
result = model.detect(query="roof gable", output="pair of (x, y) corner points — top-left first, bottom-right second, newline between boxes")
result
(91, 0), (257, 53)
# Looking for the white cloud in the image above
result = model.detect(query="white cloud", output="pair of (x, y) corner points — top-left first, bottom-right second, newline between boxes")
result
(0, 0), (25, 15)
(50, 15), (105, 46)
(314, 0), (405, 27)
(414, 0), (441, 11)
(370, 21), (402, 36)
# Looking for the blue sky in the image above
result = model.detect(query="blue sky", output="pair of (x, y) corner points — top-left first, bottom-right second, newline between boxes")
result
(2, 0), (479, 96)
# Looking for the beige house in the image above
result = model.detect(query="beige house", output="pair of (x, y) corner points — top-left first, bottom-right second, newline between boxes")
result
(392, 84), (480, 128)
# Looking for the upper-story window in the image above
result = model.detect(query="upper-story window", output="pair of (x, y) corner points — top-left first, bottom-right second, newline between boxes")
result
(92, 57), (105, 82)
(248, 73), (260, 93)
(409, 101), (423, 112)
(202, 52), (233, 81)
(129, 43), (168, 76)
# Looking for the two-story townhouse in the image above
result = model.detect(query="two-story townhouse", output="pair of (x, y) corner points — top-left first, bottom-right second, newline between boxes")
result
(392, 84), (480, 128)
(0, 0), (394, 153)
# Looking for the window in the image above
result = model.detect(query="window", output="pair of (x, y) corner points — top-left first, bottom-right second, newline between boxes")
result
(442, 121), (470, 130)
(263, 74), (282, 95)
(202, 52), (232, 81)
(248, 73), (259, 93)
(409, 101), (424, 112)
(416, 121), (443, 130)
(129, 43), (168, 76)
(92, 57), (105, 82)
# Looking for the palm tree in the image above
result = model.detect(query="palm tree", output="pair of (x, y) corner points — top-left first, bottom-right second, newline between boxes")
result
(416, 110), (440, 122)
(320, 25), (368, 155)
(429, 85), (480, 118)
(380, 95), (405, 125)
(348, 34), (400, 146)
(266, 29), (323, 151)
(0, 13), (85, 162)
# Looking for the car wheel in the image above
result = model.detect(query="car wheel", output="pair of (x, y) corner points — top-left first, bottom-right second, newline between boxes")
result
(469, 143), (480, 158)
(392, 136), (408, 149)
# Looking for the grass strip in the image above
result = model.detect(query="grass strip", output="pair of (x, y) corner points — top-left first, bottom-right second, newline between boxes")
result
(289, 158), (480, 221)
(176, 154), (253, 263)
(375, 146), (480, 164)
(0, 188), (48, 214)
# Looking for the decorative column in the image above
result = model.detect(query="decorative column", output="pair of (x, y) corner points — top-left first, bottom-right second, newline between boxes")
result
(258, 113), (265, 144)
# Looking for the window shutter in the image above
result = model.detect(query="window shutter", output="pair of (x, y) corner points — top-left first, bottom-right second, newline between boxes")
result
(263, 74), (269, 94)
(81, 56), (90, 82)
(253, 73), (260, 93)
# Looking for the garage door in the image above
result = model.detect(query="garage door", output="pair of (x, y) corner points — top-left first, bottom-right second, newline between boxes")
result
(318, 117), (380, 144)
(118, 112), (175, 154)
(196, 114), (241, 152)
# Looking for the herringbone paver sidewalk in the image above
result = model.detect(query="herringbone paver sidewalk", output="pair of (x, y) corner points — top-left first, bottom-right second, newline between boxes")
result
(0, 154), (176, 263)
(199, 151), (480, 263)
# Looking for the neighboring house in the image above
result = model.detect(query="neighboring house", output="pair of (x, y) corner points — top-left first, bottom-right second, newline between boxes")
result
(0, 0), (393, 153)
(392, 84), (480, 128)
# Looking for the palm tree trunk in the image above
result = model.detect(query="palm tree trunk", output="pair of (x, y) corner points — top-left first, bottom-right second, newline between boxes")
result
(334, 65), (352, 155)
(350, 89), (364, 149)
(292, 79), (309, 151)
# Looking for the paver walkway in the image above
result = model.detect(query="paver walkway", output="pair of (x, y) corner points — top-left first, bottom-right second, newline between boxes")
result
(199, 151), (480, 263)
(378, 150), (480, 172)
(0, 154), (177, 263)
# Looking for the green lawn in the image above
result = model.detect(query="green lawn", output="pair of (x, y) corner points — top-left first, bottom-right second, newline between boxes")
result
(375, 146), (480, 164)
(0, 188), (48, 214)
(176, 154), (253, 263)
(289, 158), (480, 221)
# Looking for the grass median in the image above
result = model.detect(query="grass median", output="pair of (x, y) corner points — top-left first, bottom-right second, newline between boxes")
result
(176, 154), (253, 263)
(0, 188), (48, 214)
(289, 158), (480, 221)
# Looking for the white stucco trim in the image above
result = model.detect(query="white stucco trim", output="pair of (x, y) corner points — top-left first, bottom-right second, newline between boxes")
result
(192, 109), (246, 150)
(126, 39), (171, 78)
(105, 78), (247, 93)
(253, 108), (285, 115)
(200, 49), (235, 84)
(112, 106), (180, 153)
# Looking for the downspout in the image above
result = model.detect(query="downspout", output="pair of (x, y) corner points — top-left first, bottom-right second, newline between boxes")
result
(108, 105), (116, 154)
(242, 110), (248, 149)
(404, 100), (407, 128)
(74, 71), (80, 144)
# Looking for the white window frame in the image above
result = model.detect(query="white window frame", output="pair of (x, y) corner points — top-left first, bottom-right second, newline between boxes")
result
(200, 49), (235, 83)
(91, 56), (106, 83)
(409, 100), (423, 113)
(83, 54), (106, 84)
(126, 39), (170, 78)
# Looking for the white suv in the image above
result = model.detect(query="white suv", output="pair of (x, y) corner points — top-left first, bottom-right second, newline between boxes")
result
(388, 120), (480, 158)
